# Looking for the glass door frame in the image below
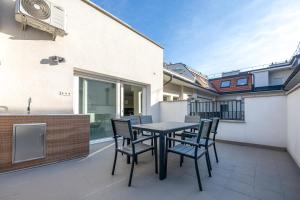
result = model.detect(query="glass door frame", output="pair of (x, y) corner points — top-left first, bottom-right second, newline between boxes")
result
(73, 75), (119, 117)
(119, 81), (147, 117)
(73, 74), (148, 142)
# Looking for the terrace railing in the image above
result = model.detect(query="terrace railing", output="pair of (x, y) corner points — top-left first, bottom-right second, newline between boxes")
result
(189, 100), (245, 121)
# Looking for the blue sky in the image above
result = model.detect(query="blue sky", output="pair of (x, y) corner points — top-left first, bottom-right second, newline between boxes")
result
(92, 0), (300, 76)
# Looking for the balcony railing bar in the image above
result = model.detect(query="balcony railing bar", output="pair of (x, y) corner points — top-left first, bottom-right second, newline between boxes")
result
(189, 100), (245, 121)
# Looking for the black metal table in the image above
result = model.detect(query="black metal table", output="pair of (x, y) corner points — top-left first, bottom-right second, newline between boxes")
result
(132, 122), (199, 180)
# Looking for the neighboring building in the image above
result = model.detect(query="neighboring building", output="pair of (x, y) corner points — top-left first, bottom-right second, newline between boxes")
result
(163, 54), (300, 121)
(251, 54), (300, 92)
(170, 51), (300, 122)
(208, 54), (300, 94)
(0, 0), (163, 140)
(163, 63), (217, 101)
(209, 71), (253, 94)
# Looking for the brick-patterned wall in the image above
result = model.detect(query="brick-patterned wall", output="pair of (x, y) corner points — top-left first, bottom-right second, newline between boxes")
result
(0, 115), (90, 172)
(210, 74), (253, 93)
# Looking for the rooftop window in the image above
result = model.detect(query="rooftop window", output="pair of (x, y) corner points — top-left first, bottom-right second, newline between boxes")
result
(237, 78), (248, 86)
(220, 80), (231, 88)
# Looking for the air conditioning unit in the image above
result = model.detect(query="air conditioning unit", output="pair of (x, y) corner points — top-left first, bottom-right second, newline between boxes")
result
(15, 0), (67, 40)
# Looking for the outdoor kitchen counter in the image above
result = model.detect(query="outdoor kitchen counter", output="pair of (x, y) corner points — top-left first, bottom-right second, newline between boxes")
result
(0, 114), (90, 173)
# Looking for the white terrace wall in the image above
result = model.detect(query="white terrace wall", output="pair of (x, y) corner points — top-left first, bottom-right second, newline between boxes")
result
(160, 101), (188, 122)
(286, 86), (300, 166)
(218, 95), (287, 148)
(159, 94), (287, 148)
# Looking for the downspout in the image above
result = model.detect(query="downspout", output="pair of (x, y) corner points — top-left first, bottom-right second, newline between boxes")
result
(164, 74), (173, 86)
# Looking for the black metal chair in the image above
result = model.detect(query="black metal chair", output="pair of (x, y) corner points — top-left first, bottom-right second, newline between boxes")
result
(200, 117), (220, 163)
(182, 117), (220, 171)
(172, 115), (201, 146)
(165, 119), (213, 191)
(139, 115), (155, 154)
(184, 115), (201, 131)
(111, 119), (158, 187)
(139, 115), (153, 124)
(121, 115), (141, 146)
(139, 115), (153, 137)
(122, 115), (141, 125)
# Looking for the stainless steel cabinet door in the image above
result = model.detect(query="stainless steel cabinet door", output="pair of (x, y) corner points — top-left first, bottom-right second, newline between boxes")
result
(13, 123), (47, 163)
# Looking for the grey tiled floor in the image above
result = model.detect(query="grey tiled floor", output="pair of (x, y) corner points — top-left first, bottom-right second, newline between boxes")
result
(0, 142), (299, 200)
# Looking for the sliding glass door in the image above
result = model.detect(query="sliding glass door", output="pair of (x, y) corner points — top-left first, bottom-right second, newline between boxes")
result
(79, 78), (116, 140)
(122, 84), (143, 116)
(75, 76), (147, 141)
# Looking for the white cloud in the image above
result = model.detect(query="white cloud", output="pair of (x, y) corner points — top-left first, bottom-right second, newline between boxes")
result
(167, 0), (300, 76)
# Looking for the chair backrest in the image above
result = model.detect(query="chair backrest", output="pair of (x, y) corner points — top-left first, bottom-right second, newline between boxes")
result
(140, 115), (153, 124)
(196, 119), (212, 144)
(211, 117), (220, 134)
(122, 115), (140, 125)
(184, 115), (201, 123)
(210, 117), (220, 141)
(111, 119), (133, 140)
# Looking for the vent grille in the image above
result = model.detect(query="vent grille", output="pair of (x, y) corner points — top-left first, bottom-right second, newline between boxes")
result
(21, 0), (51, 20)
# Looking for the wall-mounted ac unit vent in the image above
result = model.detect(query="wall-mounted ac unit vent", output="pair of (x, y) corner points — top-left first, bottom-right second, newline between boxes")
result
(15, 0), (67, 40)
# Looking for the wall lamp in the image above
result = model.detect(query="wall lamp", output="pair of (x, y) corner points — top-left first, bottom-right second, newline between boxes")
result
(40, 56), (66, 66)
(49, 56), (66, 64)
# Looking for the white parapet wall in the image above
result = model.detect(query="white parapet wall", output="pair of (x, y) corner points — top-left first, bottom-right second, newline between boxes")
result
(160, 101), (188, 122)
(160, 95), (287, 148)
(286, 85), (300, 167)
(218, 95), (287, 148)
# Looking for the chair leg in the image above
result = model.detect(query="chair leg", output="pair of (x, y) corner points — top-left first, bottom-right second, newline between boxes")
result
(128, 158), (135, 187)
(133, 131), (137, 140)
(213, 143), (219, 163)
(122, 139), (125, 155)
(194, 159), (203, 191)
(151, 136), (154, 156)
(127, 139), (131, 164)
(180, 135), (184, 167)
(168, 133), (172, 147)
(154, 138), (158, 174)
(112, 150), (118, 175)
(180, 155), (184, 167)
(205, 152), (212, 177)
(135, 155), (138, 165)
(206, 147), (212, 171)
(172, 132), (175, 146)
(165, 150), (168, 176)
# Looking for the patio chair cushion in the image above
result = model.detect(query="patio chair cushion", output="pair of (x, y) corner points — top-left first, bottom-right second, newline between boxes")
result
(118, 143), (153, 155)
(168, 144), (206, 158)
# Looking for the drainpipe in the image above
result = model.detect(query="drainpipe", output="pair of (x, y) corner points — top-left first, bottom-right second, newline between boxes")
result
(164, 74), (173, 86)
(180, 85), (184, 100)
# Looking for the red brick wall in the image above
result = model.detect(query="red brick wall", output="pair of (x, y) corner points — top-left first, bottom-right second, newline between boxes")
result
(210, 74), (253, 93)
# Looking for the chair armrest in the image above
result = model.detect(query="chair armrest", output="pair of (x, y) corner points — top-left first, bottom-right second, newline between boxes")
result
(132, 135), (156, 144)
(201, 137), (210, 140)
(182, 131), (197, 137)
(166, 137), (198, 147)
